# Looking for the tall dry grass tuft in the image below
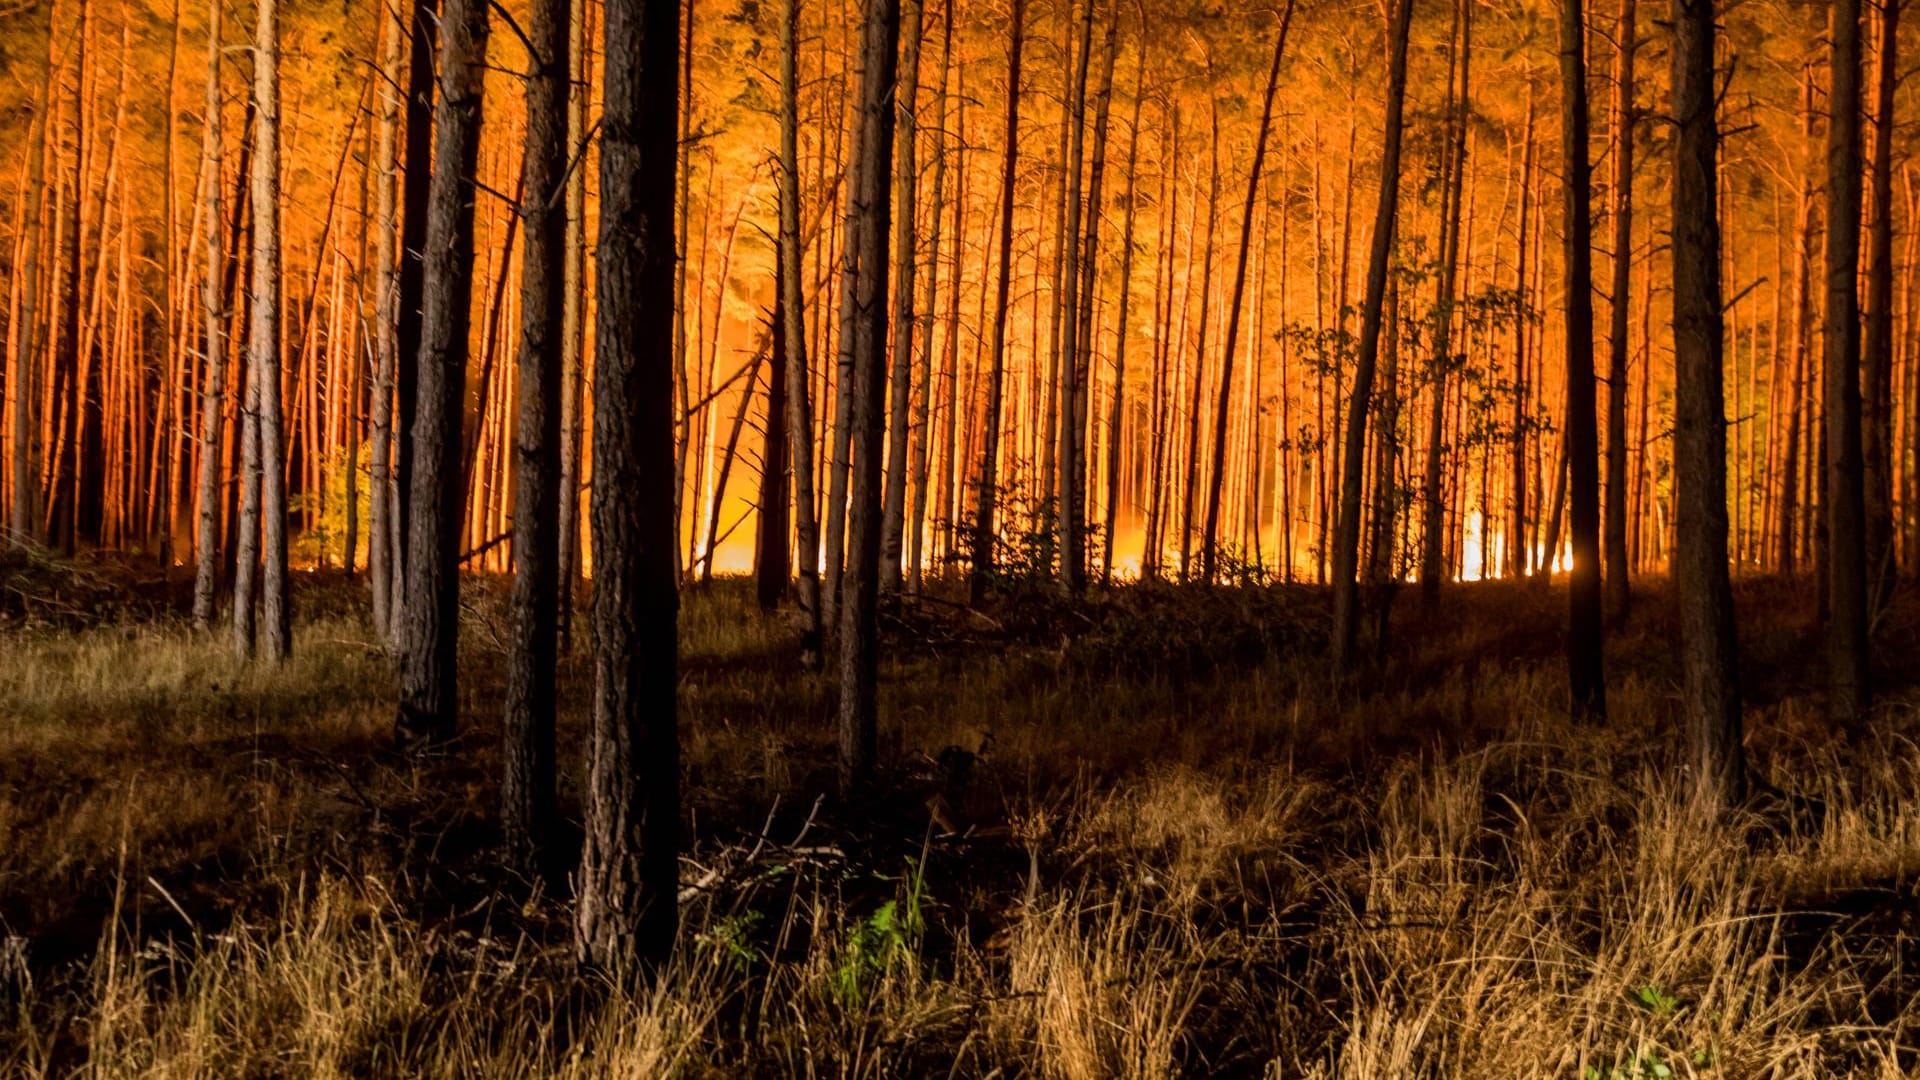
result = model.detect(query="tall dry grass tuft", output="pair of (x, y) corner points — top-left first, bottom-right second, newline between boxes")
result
(6, 573), (1920, 1075)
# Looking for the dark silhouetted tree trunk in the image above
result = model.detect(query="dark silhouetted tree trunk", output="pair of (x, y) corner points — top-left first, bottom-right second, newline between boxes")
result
(837, 0), (901, 791)
(396, 0), (487, 743)
(879, 0), (923, 592)
(1603, 0), (1636, 618)
(1670, 0), (1744, 808)
(1330, 0), (1407, 668)
(1562, 0), (1606, 720)
(967, 0), (1025, 606)
(758, 285), (791, 611)
(778, 0), (821, 654)
(577, 0), (681, 976)
(503, 0), (569, 877)
(1826, 0), (1871, 722)
(391, 0), (439, 632)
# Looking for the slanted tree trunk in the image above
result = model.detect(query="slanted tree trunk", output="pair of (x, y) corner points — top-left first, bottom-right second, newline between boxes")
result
(1862, 0), (1899, 599)
(1202, 5), (1294, 585)
(502, 0), (569, 878)
(396, 0), (487, 743)
(778, 0), (821, 656)
(837, 0), (901, 791)
(1330, 0), (1408, 668)
(1603, 0), (1636, 618)
(1826, 0), (1871, 721)
(1510, 86), (1536, 578)
(191, 0), (224, 625)
(1779, 65), (1817, 577)
(1561, 0), (1607, 719)
(879, 0), (924, 593)
(577, 0), (682, 977)
(1670, 0), (1744, 808)
(967, 0), (1026, 605)
(368, 4), (402, 637)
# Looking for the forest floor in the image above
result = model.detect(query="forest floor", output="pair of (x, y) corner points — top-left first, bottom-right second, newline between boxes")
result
(3, 552), (1920, 1077)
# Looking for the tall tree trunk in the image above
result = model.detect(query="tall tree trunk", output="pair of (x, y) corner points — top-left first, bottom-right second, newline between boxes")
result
(1863, 0), (1900, 599)
(1330, 0), (1408, 668)
(1826, 0), (1871, 722)
(967, 0), (1025, 605)
(578, 0), (681, 975)
(1510, 86), (1536, 578)
(503, 0), (570, 878)
(1603, 0), (1636, 618)
(879, 0), (924, 592)
(778, 0), (822, 657)
(11, 9), (52, 549)
(556, 0), (590, 651)
(1562, 0), (1607, 719)
(246, 0), (290, 660)
(1050, 0), (1096, 591)
(191, 0), (223, 624)
(369, 4), (403, 637)
(1100, 31), (1147, 584)
(1418, 0), (1470, 601)
(391, 0), (439, 630)
(837, 0), (901, 791)
(908, 0), (955, 594)
(396, 0), (487, 743)
(1670, 0), (1744, 808)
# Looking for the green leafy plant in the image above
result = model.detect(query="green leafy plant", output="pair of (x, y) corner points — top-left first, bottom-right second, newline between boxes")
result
(830, 861), (926, 1007)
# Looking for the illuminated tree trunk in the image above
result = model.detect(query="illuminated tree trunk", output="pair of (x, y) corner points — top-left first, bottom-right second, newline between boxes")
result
(368, 5), (402, 636)
(191, 0), (224, 624)
(1603, 0), (1636, 618)
(238, 0), (289, 661)
(908, 0), (955, 594)
(1862, 0), (1898, 598)
(1670, 0), (1744, 808)
(1179, 104), (1220, 582)
(778, 0), (822, 656)
(9, 45), (49, 548)
(879, 0), (923, 593)
(837, 0), (900, 790)
(967, 0), (1025, 605)
(1100, 33), (1146, 584)
(396, 0), (487, 743)
(1779, 65), (1816, 576)
(1510, 86), (1535, 578)
(1330, 0), (1406, 666)
(1050, 0), (1095, 591)
(1204, 4), (1293, 585)
(556, 0), (589, 648)
(503, 0), (569, 877)
(1561, 0), (1606, 720)
(578, 0), (681, 974)
(1826, 0), (1871, 722)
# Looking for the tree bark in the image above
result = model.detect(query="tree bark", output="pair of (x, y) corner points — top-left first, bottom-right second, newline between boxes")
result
(396, 0), (487, 743)
(369, 4), (403, 637)
(578, 0), (681, 977)
(1603, 0), (1636, 618)
(191, 0), (223, 624)
(503, 0), (570, 878)
(837, 0), (901, 791)
(1330, 0), (1408, 668)
(391, 0), (439, 630)
(967, 0), (1025, 605)
(1863, 0), (1900, 600)
(1561, 0), (1606, 719)
(1826, 0), (1871, 722)
(778, 0), (822, 656)
(879, 0), (924, 592)
(1670, 0), (1744, 809)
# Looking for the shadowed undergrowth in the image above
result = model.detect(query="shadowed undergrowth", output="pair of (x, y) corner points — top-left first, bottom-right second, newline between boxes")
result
(3, 555), (1919, 1076)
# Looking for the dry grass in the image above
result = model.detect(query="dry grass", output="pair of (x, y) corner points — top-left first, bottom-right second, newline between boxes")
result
(3, 558), (1919, 1077)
